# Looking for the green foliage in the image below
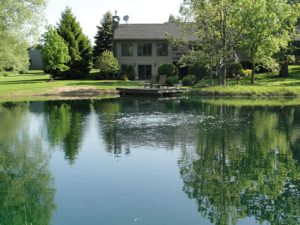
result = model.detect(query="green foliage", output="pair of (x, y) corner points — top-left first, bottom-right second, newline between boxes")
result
(158, 63), (178, 77)
(166, 75), (179, 86)
(0, 0), (46, 71)
(45, 101), (90, 164)
(179, 104), (300, 225)
(97, 50), (120, 79)
(0, 32), (29, 71)
(120, 75), (128, 81)
(2, 72), (9, 77)
(182, 74), (196, 86)
(228, 61), (243, 77)
(0, 103), (55, 225)
(188, 63), (209, 80)
(57, 7), (93, 79)
(93, 11), (113, 64)
(233, 0), (299, 84)
(41, 26), (70, 79)
(179, 0), (300, 85)
(121, 64), (135, 80)
(241, 69), (252, 77)
(180, 0), (239, 85)
(168, 14), (178, 23)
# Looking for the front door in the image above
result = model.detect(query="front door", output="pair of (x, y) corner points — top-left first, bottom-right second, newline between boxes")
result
(138, 65), (152, 80)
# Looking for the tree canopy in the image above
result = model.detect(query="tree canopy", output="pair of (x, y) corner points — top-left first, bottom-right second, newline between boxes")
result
(179, 0), (300, 85)
(93, 11), (114, 64)
(0, 0), (46, 71)
(57, 7), (93, 79)
(41, 26), (70, 80)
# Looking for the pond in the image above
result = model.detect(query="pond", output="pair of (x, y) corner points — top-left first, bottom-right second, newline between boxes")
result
(0, 97), (300, 225)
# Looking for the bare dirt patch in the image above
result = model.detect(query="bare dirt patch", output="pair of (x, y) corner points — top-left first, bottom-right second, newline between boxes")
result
(44, 86), (118, 97)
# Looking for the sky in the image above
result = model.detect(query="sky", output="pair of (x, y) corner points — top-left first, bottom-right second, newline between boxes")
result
(46, 0), (183, 43)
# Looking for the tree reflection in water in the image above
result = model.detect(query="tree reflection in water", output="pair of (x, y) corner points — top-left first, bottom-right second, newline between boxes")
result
(178, 104), (300, 225)
(44, 100), (91, 163)
(0, 102), (55, 225)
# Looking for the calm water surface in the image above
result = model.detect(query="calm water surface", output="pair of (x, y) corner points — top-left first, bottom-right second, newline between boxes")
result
(0, 98), (300, 225)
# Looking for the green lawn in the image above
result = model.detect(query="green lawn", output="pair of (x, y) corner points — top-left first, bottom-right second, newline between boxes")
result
(1, 66), (300, 101)
(191, 65), (300, 97)
(0, 70), (142, 101)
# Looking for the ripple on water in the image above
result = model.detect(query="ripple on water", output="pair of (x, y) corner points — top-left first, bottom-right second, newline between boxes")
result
(117, 112), (212, 129)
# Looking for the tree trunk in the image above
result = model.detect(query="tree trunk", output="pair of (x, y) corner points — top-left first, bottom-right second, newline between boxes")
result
(251, 61), (255, 85)
(279, 61), (289, 78)
(221, 64), (226, 86)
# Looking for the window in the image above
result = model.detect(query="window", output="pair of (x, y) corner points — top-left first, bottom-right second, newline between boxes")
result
(121, 43), (133, 56)
(138, 65), (152, 80)
(137, 43), (152, 56)
(157, 42), (168, 56)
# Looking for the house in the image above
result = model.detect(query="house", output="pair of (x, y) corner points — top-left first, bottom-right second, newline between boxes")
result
(113, 23), (196, 80)
(28, 47), (43, 70)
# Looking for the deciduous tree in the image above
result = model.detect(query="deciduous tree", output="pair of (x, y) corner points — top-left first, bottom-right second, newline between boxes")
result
(41, 27), (70, 80)
(0, 0), (46, 71)
(180, 0), (241, 85)
(97, 50), (120, 79)
(233, 0), (299, 84)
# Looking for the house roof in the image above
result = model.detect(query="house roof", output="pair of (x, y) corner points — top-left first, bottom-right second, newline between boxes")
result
(113, 23), (197, 41)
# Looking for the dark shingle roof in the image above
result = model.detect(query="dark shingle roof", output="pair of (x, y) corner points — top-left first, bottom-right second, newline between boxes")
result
(114, 23), (196, 41)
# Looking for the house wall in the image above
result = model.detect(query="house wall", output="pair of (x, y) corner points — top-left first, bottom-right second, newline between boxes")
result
(28, 48), (43, 70)
(114, 40), (174, 80)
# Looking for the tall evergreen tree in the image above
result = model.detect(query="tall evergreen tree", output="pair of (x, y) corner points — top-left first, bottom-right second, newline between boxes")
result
(93, 11), (114, 64)
(57, 7), (93, 79)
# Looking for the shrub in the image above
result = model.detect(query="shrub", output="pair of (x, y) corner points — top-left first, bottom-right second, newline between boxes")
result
(97, 50), (120, 79)
(188, 63), (209, 80)
(241, 69), (252, 77)
(121, 65), (135, 80)
(4, 66), (14, 72)
(182, 74), (196, 86)
(2, 72), (9, 77)
(228, 61), (243, 77)
(120, 75), (128, 81)
(158, 63), (178, 77)
(18, 70), (27, 74)
(166, 76), (179, 86)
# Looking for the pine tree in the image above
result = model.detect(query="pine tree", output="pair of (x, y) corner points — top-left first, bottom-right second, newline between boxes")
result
(93, 11), (114, 64)
(57, 7), (92, 79)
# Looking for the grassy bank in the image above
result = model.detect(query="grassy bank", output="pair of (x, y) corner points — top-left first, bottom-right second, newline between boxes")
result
(190, 65), (300, 97)
(0, 70), (142, 101)
(1, 65), (300, 101)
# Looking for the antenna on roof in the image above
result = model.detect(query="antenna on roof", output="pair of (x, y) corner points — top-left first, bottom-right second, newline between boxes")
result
(123, 15), (129, 24)
(113, 10), (120, 28)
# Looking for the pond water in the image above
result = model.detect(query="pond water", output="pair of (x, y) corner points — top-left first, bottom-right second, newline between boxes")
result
(0, 97), (300, 225)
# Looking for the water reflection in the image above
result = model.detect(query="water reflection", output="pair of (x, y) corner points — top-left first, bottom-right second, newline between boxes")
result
(178, 104), (300, 225)
(0, 98), (299, 225)
(0, 103), (55, 225)
(44, 100), (91, 163)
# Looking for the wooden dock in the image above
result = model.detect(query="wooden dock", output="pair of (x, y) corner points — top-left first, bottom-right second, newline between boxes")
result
(116, 87), (187, 96)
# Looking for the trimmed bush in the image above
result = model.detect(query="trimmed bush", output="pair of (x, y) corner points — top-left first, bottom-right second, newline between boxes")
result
(182, 74), (196, 86)
(241, 69), (252, 77)
(2, 72), (9, 77)
(158, 63), (178, 77)
(228, 61), (243, 77)
(97, 50), (120, 79)
(121, 65), (135, 80)
(166, 76), (179, 86)
(188, 63), (209, 80)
